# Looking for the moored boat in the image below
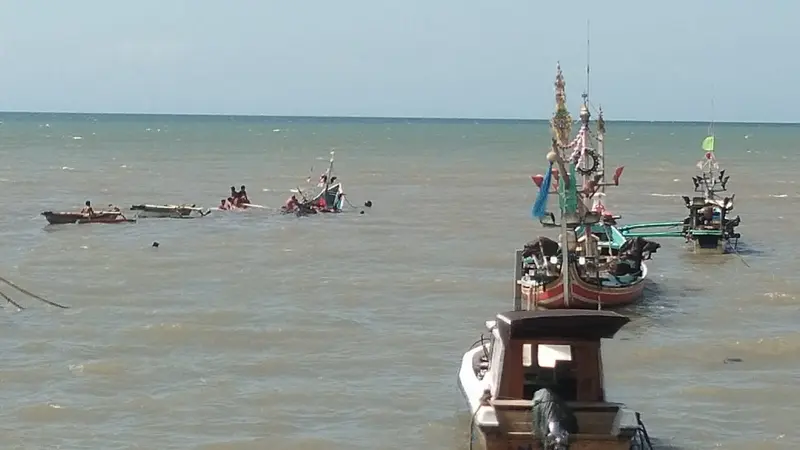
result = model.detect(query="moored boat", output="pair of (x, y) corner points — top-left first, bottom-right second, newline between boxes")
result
(458, 309), (654, 450)
(130, 204), (211, 219)
(516, 64), (660, 310)
(42, 211), (135, 225)
(617, 134), (742, 254)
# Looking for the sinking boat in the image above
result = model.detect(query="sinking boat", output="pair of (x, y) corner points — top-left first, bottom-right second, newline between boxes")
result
(458, 309), (654, 450)
(130, 204), (210, 219)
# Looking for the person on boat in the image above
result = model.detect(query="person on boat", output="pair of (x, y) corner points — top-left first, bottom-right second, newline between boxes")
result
(80, 200), (95, 217)
(283, 195), (300, 212)
(219, 199), (229, 210)
(226, 196), (238, 209)
(239, 185), (250, 205)
(107, 204), (121, 212)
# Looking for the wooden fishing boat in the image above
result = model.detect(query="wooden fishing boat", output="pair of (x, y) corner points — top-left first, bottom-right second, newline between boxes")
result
(41, 211), (135, 225)
(281, 151), (349, 216)
(458, 309), (654, 450)
(516, 64), (660, 310)
(616, 134), (742, 254)
(130, 203), (210, 219)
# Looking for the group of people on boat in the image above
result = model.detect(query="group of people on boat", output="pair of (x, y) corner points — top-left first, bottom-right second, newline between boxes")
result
(80, 200), (121, 216)
(218, 185), (251, 210)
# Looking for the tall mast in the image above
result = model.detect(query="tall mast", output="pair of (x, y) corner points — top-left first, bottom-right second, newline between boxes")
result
(552, 63), (572, 149)
(550, 64), (573, 308)
(597, 108), (606, 199)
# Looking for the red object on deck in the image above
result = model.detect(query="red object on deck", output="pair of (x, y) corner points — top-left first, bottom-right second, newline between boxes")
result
(531, 174), (544, 187)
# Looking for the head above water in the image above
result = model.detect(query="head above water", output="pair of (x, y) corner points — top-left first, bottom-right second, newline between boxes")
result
(85, 200), (91, 207)
(220, 199), (226, 204)
(240, 185), (246, 191)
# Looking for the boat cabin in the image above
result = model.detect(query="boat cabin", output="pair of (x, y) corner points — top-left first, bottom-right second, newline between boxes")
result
(478, 310), (642, 449)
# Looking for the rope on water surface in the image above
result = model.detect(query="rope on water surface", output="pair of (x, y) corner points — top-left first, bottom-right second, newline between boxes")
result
(0, 276), (70, 309)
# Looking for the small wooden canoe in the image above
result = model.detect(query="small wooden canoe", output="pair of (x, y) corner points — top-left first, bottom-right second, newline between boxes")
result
(41, 211), (135, 225)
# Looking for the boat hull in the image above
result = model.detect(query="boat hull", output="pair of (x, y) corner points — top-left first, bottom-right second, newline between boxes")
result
(130, 204), (205, 219)
(42, 211), (133, 225)
(518, 263), (647, 309)
(687, 233), (729, 254)
(310, 183), (345, 211)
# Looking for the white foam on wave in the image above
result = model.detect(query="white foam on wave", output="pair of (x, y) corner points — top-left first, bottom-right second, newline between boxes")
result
(650, 193), (681, 197)
(770, 194), (789, 198)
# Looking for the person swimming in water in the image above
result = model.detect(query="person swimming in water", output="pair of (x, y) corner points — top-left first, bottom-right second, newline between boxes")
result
(283, 195), (299, 212)
(219, 199), (229, 210)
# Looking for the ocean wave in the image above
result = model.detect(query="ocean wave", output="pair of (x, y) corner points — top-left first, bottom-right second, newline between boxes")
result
(650, 193), (681, 197)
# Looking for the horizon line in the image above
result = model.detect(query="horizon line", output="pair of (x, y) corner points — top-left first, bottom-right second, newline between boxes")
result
(0, 110), (798, 126)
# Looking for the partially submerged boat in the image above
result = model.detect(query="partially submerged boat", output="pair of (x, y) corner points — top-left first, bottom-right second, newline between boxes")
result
(130, 204), (210, 219)
(458, 309), (654, 450)
(42, 211), (135, 225)
(618, 134), (742, 254)
(517, 65), (660, 309)
(281, 151), (348, 216)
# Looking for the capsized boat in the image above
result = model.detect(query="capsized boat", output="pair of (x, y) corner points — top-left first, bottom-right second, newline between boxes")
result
(617, 134), (742, 254)
(41, 211), (135, 225)
(130, 204), (211, 219)
(458, 309), (654, 450)
(517, 64), (660, 310)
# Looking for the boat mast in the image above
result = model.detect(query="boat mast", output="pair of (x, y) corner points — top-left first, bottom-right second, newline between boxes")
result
(551, 63), (573, 308)
(323, 150), (335, 205)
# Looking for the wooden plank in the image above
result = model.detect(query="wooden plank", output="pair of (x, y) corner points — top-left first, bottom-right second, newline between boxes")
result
(514, 249), (523, 310)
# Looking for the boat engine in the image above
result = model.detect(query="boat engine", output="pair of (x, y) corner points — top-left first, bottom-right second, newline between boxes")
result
(531, 388), (578, 450)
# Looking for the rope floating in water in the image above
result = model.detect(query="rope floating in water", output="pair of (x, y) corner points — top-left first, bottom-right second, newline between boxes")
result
(0, 276), (70, 309)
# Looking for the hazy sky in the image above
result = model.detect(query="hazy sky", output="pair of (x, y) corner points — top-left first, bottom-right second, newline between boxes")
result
(0, 0), (793, 122)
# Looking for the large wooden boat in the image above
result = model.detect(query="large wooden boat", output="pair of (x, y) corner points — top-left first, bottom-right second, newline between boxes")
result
(42, 211), (135, 225)
(617, 134), (742, 254)
(458, 309), (654, 450)
(515, 65), (660, 310)
(130, 203), (210, 219)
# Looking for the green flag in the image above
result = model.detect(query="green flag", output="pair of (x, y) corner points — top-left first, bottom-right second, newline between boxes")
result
(701, 135), (715, 152)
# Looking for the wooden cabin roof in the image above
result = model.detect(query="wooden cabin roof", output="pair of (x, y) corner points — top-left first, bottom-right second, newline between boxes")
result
(495, 310), (630, 341)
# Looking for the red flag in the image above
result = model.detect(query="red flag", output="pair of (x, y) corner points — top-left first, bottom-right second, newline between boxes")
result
(612, 166), (625, 186)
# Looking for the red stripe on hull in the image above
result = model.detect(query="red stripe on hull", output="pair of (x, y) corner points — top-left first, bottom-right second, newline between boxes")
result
(519, 264), (646, 309)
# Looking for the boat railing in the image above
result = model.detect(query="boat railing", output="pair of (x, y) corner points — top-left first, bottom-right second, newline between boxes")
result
(486, 399), (642, 442)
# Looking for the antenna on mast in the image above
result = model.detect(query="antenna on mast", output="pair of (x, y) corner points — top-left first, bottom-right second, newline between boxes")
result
(583, 19), (590, 104)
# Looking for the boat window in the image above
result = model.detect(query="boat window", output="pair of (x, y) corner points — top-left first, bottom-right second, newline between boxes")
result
(537, 344), (572, 368)
(522, 343), (533, 367)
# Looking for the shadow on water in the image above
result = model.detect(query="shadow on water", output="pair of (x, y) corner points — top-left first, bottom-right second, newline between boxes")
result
(610, 281), (702, 338)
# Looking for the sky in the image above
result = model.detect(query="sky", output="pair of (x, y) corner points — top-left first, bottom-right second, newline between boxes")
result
(0, 0), (795, 122)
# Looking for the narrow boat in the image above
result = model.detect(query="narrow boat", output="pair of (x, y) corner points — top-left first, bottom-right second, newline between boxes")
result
(130, 204), (210, 219)
(516, 64), (660, 310)
(42, 211), (135, 225)
(458, 309), (654, 450)
(616, 134), (742, 254)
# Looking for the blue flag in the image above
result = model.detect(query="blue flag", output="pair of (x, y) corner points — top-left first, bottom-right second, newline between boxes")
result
(531, 161), (554, 218)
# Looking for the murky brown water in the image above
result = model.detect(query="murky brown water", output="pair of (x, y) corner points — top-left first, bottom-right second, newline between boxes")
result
(0, 115), (797, 449)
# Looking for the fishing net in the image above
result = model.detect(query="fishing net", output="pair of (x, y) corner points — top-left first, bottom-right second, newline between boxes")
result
(531, 388), (579, 439)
